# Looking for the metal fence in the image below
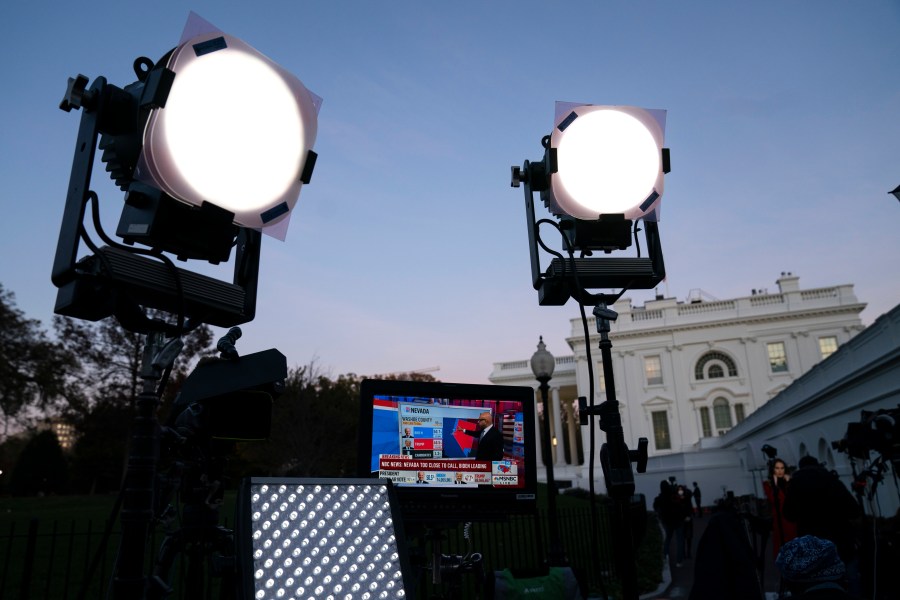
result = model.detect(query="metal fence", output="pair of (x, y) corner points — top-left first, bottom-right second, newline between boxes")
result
(1, 508), (617, 599)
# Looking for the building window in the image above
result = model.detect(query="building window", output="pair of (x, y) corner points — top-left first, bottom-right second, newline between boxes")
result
(713, 397), (733, 433)
(767, 342), (788, 373)
(644, 355), (663, 385)
(694, 351), (738, 380)
(818, 336), (838, 360)
(699, 407), (712, 438)
(651, 411), (671, 450)
(734, 403), (746, 424)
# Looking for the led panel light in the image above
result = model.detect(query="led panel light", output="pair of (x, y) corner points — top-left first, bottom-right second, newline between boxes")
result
(140, 31), (319, 230)
(546, 104), (666, 221)
(237, 478), (410, 600)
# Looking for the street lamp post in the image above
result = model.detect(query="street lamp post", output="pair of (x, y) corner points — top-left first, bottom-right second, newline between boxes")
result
(531, 336), (568, 566)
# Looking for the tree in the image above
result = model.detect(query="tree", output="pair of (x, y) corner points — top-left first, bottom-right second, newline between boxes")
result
(54, 313), (215, 493)
(10, 430), (69, 495)
(233, 366), (437, 479)
(0, 284), (71, 440)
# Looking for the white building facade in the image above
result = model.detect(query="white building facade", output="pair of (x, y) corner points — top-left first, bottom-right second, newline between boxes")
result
(490, 274), (868, 493)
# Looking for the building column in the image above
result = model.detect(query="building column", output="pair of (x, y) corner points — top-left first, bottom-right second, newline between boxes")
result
(565, 398), (579, 465)
(552, 387), (566, 467)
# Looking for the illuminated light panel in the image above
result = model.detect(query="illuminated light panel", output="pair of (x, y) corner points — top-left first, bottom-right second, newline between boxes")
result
(141, 32), (318, 229)
(548, 105), (665, 220)
(245, 481), (407, 599)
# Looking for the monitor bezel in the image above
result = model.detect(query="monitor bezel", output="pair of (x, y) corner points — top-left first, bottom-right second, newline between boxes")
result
(357, 378), (539, 523)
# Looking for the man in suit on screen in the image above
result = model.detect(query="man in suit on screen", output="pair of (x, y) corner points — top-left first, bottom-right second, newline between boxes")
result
(458, 412), (503, 461)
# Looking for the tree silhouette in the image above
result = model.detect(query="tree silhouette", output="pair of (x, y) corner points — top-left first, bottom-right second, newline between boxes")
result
(10, 429), (69, 495)
(0, 284), (71, 440)
(234, 366), (437, 479)
(53, 314), (214, 493)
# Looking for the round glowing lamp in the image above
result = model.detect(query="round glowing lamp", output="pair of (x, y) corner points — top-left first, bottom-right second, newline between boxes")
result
(140, 32), (319, 230)
(547, 105), (665, 221)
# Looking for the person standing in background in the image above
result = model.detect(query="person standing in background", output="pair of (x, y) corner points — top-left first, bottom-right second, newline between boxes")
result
(763, 458), (797, 560)
(680, 486), (695, 559)
(692, 482), (703, 517)
(783, 456), (861, 595)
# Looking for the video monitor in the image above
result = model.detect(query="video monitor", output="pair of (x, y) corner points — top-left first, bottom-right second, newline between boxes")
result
(357, 379), (538, 522)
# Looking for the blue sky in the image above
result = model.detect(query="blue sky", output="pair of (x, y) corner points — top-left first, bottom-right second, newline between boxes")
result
(1, 1), (898, 384)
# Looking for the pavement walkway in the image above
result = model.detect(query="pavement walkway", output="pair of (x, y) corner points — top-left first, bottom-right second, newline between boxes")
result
(642, 512), (782, 600)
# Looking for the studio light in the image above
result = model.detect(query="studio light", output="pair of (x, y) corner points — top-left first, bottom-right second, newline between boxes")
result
(512, 102), (669, 600)
(547, 105), (666, 221)
(139, 31), (319, 231)
(236, 478), (412, 600)
(511, 103), (668, 306)
(52, 13), (320, 333)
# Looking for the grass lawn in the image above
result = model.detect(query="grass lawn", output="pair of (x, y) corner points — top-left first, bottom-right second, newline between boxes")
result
(0, 485), (662, 598)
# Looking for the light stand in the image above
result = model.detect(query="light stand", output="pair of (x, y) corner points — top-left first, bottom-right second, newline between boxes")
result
(530, 337), (568, 566)
(512, 104), (668, 600)
(115, 331), (183, 598)
(589, 304), (649, 600)
(52, 15), (318, 599)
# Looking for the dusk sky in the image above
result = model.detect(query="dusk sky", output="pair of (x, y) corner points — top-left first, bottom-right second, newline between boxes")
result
(2, 1), (898, 384)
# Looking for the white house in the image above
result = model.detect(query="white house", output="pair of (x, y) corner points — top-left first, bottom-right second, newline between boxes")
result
(489, 274), (900, 515)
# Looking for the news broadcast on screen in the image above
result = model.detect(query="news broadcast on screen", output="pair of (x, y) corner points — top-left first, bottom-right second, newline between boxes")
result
(370, 397), (527, 488)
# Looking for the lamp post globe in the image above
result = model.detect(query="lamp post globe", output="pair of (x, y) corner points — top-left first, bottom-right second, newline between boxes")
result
(530, 336), (555, 381)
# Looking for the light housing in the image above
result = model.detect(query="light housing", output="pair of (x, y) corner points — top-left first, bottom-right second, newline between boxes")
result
(52, 14), (319, 333)
(510, 103), (669, 306)
(139, 30), (319, 231)
(236, 478), (412, 600)
(545, 105), (666, 221)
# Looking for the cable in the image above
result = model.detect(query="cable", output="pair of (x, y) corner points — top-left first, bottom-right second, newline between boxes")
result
(83, 190), (188, 335)
(633, 220), (643, 258)
(539, 221), (609, 597)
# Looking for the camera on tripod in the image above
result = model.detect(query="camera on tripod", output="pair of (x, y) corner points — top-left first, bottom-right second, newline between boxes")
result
(170, 346), (287, 442)
(831, 406), (899, 461)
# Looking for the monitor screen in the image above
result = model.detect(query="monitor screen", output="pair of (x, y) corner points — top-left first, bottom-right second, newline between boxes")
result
(357, 379), (538, 522)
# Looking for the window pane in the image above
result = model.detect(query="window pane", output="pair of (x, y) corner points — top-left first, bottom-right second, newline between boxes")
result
(735, 403), (745, 424)
(695, 351), (739, 379)
(818, 336), (838, 360)
(708, 364), (724, 379)
(713, 398), (733, 431)
(644, 355), (662, 385)
(767, 342), (788, 373)
(652, 411), (671, 450)
(699, 407), (712, 438)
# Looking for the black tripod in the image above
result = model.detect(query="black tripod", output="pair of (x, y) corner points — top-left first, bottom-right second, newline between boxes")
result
(408, 522), (485, 599)
(112, 329), (184, 599)
(110, 328), (247, 599)
(148, 476), (237, 599)
(579, 302), (648, 600)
